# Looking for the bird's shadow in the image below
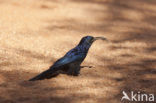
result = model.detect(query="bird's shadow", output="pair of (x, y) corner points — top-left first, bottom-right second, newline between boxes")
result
(80, 65), (94, 69)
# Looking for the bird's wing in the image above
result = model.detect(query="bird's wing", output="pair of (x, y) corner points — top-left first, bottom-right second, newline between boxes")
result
(53, 53), (86, 68)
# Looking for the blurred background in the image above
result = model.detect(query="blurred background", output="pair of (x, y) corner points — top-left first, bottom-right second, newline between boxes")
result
(0, 0), (155, 103)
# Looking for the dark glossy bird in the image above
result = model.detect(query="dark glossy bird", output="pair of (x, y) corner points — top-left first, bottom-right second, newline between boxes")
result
(29, 36), (107, 81)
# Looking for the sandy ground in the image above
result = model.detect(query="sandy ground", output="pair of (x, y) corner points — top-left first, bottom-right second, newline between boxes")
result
(0, 0), (156, 103)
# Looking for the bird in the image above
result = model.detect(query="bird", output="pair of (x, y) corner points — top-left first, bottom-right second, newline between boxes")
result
(29, 36), (107, 81)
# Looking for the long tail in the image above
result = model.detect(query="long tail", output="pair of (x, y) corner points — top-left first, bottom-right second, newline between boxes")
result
(29, 68), (59, 81)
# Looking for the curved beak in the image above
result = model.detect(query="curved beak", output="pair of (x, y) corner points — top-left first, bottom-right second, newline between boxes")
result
(93, 37), (108, 41)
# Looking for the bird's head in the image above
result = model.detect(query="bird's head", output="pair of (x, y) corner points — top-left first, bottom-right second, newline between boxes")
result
(78, 36), (107, 46)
